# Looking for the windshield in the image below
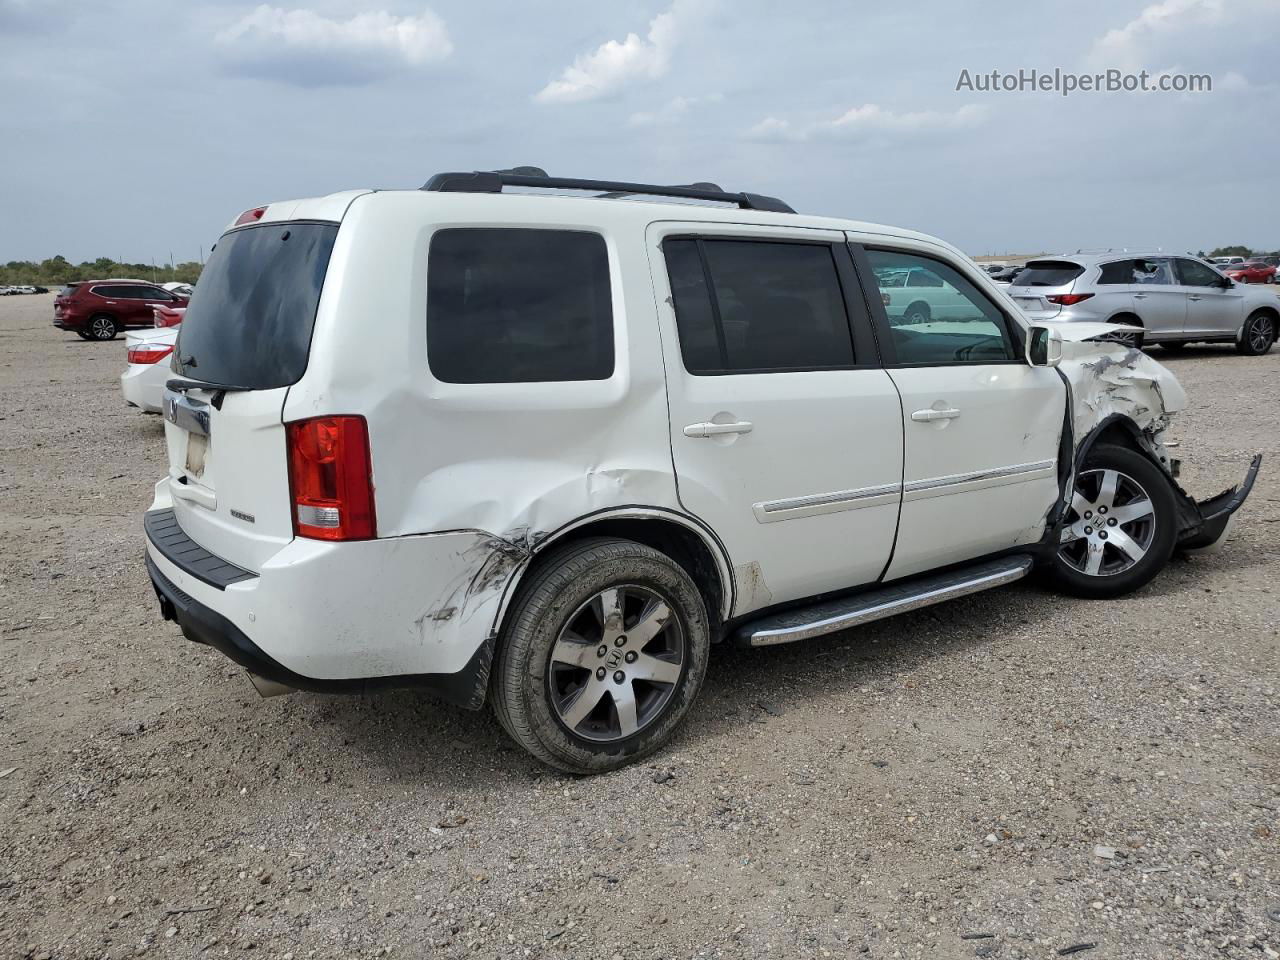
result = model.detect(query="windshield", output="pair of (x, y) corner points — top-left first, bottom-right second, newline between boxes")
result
(173, 221), (337, 389)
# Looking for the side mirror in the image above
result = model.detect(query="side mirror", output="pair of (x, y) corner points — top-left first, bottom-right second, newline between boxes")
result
(1217, 275), (1234, 288)
(1026, 325), (1063, 367)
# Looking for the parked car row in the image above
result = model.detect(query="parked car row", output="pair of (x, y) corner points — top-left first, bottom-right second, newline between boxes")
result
(1, 284), (49, 295)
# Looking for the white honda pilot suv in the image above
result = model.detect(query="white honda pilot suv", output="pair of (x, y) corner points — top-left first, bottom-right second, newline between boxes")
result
(145, 169), (1260, 774)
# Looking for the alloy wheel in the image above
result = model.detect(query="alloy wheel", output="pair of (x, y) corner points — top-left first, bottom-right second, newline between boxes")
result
(1058, 468), (1156, 576)
(91, 316), (115, 340)
(1248, 315), (1274, 353)
(547, 585), (685, 743)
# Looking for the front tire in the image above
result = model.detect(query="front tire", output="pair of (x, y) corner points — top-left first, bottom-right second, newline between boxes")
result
(490, 538), (711, 774)
(1046, 444), (1177, 599)
(1236, 310), (1276, 356)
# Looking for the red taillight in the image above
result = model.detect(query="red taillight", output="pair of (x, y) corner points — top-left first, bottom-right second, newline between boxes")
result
(127, 343), (174, 364)
(235, 206), (267, 226)
(286, 416), (376, 541)
(1047, 293), (1095, 306)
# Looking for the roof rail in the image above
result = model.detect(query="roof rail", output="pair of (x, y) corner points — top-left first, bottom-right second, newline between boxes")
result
(421, 168), (795, 214)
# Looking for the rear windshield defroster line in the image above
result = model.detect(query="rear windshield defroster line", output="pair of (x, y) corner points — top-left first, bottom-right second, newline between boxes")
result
(173, 220), (338, 390)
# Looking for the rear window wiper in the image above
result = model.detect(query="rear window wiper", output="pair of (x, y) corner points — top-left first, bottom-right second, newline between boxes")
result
(166, 377), (253, 393)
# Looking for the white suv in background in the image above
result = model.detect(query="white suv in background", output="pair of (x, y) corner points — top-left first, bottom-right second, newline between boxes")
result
(144, 170), (1260, 773)
(1008, 253), (1279, 353)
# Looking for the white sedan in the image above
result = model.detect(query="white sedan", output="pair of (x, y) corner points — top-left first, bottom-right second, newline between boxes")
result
(120, 326), (177, 413)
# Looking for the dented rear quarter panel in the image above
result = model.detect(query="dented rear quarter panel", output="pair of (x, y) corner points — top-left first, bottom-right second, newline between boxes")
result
(281, 192), (687, 672)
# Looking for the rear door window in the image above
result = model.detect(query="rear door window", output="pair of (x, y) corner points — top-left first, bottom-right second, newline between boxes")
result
(1013, 261), (1085, 287)
(172, 221), (338, 389)
(662, 238), (856, 374)
(427, 228), (614, 384)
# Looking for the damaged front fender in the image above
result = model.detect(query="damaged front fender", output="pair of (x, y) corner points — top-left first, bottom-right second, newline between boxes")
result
(1051, 328), (1261, 549)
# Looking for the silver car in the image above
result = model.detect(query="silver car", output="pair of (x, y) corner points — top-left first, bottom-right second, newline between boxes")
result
(1007, 252), (1279, 355)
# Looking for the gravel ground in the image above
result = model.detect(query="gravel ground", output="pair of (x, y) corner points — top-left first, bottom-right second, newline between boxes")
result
(1, 291), (1277, 960)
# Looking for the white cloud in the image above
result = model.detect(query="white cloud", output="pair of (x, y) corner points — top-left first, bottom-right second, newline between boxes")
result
(535, 1), (705, 104)
(748, 103), (987, 142)
(629, 92), (723, 126)
(1087, 0), (1280, 69)
(825, 102), (987, 135)
(216, 5), (452, 84)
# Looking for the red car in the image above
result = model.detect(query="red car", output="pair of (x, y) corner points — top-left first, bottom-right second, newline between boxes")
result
(53, 280), (190, 341)
(1221, 261), (1276, 285)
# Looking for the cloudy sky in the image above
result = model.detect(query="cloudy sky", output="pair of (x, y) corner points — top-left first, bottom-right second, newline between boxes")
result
(1, 0), (1276, 263)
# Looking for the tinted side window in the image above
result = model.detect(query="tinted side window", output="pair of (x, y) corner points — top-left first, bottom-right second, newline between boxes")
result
(906, 268), (944, 288)
(1098, 260), (1137, 284)
(427, 229), (614, 384)
(1175, 258), (1223, 287)
(865, 249), (1015, 365)
(663, 239), (855, 373)
(662, 240), (721, 373)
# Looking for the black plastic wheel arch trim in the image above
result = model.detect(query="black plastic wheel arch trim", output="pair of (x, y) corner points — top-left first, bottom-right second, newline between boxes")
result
(146, 553), (493, 709)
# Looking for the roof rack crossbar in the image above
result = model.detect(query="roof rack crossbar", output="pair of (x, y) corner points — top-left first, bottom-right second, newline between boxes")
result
(421, 170), (795, 214)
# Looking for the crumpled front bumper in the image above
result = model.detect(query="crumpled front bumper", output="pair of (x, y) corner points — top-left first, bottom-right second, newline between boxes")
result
(1177, 454), (1262, 551)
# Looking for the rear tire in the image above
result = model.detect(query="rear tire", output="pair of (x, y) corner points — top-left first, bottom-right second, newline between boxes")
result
(904, 302), (931, 324)
(1046, 444), (1177, 599)
(1236, 310), (1276, 356)
(88, 314), (119, 341)
(490, 537), (711, 775)
(1109, 314), (1144, 350)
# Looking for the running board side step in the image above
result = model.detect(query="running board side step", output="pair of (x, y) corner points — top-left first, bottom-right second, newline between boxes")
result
(736, 555), (1035, 647)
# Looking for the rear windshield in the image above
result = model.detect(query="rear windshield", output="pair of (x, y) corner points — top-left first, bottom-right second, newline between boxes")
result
(173, 221), (337, 389)
(1013, 260), (1085, 287)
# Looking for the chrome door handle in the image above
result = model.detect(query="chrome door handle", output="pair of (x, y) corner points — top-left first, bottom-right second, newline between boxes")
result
(1188, 295), (1202, 301)
(911, 408), (961, 422)
(684, 420), (753, 438)
(1133, 293), (1147, 299)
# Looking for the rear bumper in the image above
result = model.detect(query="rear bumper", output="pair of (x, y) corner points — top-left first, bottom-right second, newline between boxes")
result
(146, 553), (492, 705)
(120, 364), (166, 413)
(142, 494), (516, 708)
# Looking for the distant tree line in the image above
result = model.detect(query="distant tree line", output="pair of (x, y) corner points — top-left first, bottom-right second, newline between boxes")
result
(0, 255), (203, 287)
(1205, 246), (1276, 259)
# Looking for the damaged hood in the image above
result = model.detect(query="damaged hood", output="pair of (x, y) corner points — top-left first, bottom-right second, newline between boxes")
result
(1052, 328), (1187, 447)
(1045, 321), (1145, 344)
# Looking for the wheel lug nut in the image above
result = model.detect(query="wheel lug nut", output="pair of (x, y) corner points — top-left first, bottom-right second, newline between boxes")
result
(596, 667), (606, 680)
(1108, 518), (1117, 526)
(624, 651), (637, 664)
(1099, 506), (1108, 514)
(613, 671), (625, 684)
(615, 635), (627, 647)
(1084, 527), (1092, 535)
(1099, 531), (1108, 540)
(1084, 511), (1093, 519)
(597, 645), (608, 658)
